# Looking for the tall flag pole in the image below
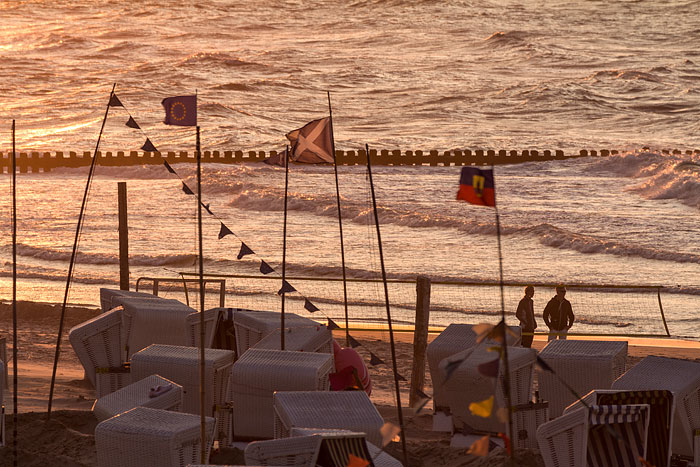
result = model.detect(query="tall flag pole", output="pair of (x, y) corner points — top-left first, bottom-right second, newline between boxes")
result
(48, 83), (117, 419)
(327, 92), (351, 346)
(11, 120), (18, 467)
(365, 144), (409, 467)
(160, 92), (205, 461)
(457, 166), (515, 462)
(281, 145), (290, 350)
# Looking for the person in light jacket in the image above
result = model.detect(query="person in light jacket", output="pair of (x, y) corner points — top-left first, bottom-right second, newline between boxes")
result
(543, 285), (574, 341)
(516, 285), (537, 348)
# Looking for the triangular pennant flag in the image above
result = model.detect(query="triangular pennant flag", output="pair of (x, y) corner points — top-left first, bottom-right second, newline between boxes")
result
(277, 280), (296, 295)
(218, 222), (233, 239)
(397, 373), (407, 382)
(443, 355), (467, 382)
(108, 94), (124, 107)
(125, 116), (140, 129)
(237, 242), (254, 259)
(346, 454), (370, 467)
(182, 182), (194, 195)
(477, 358), (500, 378)
(469, 395), (494, 418)
(369, 352), (384, 366)
(304, 299), (319, 313)
(536, 356), (554, 373)
(467, 435), (490, 457)
(487, 320), (507, 344)
(348, 335), (361, 348)
(141, 138), (157, 153)
(260, 260), (274, 275)
(474, 323), (495, 344)
(201, 202), (213, 215)
(380, 422), (401, 447)
(163, 160), (176, 174)
(327, 318), (340, 330)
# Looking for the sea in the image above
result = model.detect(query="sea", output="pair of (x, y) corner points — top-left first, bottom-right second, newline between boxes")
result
(0, 0), (698, 339)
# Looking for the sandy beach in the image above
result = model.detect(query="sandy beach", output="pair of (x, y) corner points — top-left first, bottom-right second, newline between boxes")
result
(1, 301), (699, 466)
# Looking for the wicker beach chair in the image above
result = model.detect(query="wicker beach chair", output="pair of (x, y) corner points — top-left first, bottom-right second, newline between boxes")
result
(440, 345), (537, 434)
(69, 307), (130, 397)
(245, 435), (323, 467)
(185, 308), (223, 349)
(115, 296), (196, 360)
(229, 348), (334, 440)
(427, 323), (521, 412)
(538, 339), (627, 419)
(0, 360), (4, 448)
(290, 428), (402, 467)
(92, 374), (183, 422)
(233, 310), (319, 358)
(537, 404), (650, 467)
(566, 389), (675, 467)
(612, 355), (700, 458)
(95, 406), (215, 467)
(130, 344), (235, 447)
(99, 287), (159, 313)
(273, 391), (385, 447)
(252, 325), (334, 354)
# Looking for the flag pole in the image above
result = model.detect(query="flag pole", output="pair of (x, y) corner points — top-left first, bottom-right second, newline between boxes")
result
(365, 144), (408, 467)
(48, 83), (116, 419)
(281, 145), (290, 350)
(11, 119), (19, 467)
(493, 166), (515, 463)
(327, 91), (350, 346)
(195, 122), (208, 464)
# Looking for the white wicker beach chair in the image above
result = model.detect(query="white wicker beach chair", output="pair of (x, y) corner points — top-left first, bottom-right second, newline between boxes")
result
(99, 287), (158, 313)
(537, 404), (650, 467)
(538, 339), (627, 419)
(252, 325), (333, 355)
(115, 296), (196, 360)
(427, 323), (521, 412)
(95, 406), (215, 467)
(130, 344), (235, 447)
(566, 389), (675, 467)
(440, 345), (536, 434)
(612, 355), (700, 458)
(273, 391), (384, 447)
(185, 308), (223, 349)
(233, 310), (319, 358)
(0, 360), (4, 448)
(245, 435), (323, 467)
(290, 428), (402, 467)
(69, 307), (130, 397)
(229, 348), (334, 440)
(92, 374), (183, 422)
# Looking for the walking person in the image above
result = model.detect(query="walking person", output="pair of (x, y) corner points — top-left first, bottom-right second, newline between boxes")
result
(543, 285), (574, 341)
(515, 285), (537, 348)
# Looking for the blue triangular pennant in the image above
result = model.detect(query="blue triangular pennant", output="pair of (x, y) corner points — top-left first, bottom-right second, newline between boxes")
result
(125, 116), (140, 129)
(260, 261), (274, 275)
(277, 280), (296, 295)
(108, 94), (123, 107)
(304, 299), (319, 313)
(237, 242), (254, 260)
(141, 138), (157, 152)
(327, 318), (340, 330)
(218, 223), (233, 239)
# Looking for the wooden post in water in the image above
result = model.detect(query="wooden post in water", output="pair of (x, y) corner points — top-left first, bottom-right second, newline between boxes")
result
(118, 182), (129, 290)
(410, 275), (430, 408)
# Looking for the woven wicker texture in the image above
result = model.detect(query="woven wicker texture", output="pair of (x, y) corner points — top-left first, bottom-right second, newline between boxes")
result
(252, 325), (333, 355)
(185, 308), (223, 349)
(245, 435), (322, 467)
(538, 340), (628, 419)
(99, 287), (158, 313)
(233, 310), (318, 358)
(273, 391), (384, 447)
(95, 406), (215, 467)
(613, 355), (700, 458)
(69, 308), (124, 390)
(427, 323), (521, 412)
(115, 296), (196, 360)
(92, 374), (183, 422)
(441, 345), (536, 434)
(230, 348), (334, 439)
(289, 428), (402, 467)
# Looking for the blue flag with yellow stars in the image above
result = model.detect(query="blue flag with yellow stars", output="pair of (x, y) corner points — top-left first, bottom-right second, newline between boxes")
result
(162, 95), (197, 126)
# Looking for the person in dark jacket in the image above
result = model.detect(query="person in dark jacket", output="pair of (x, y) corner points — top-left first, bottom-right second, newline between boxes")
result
(515, 285), (537, 348)
(543, 285), (574, 341)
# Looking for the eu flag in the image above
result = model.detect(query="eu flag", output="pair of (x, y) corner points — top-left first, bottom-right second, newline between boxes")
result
(457, 167), (495, 207)
(162, 95), (197, 126)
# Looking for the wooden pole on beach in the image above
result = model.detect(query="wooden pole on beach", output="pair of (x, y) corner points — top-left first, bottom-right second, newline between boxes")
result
(410, 275), (430, 408)
(327, 92), (351, 346)
(48, 83), (116, 419)
(364, 144), (409, 467)
(281, 145), (289, 350)
(196, 124), (208, 464)
(11, 120), (19, 467)
(118, 182), (129, 290)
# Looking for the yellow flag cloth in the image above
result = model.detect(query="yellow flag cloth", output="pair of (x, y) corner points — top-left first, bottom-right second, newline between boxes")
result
(467, 435), (490, 456)
(347, 454), (370, 467)
(469, 395), (495, 418)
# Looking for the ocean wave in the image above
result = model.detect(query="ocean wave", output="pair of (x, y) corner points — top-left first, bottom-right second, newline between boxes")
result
(0, 264), (117, 286)
(178, 52), (267, 70)
(16, 243), (197, 267)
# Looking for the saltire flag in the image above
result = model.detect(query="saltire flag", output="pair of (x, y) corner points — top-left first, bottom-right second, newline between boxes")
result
(162, 95), (197, 126)
(457, 167), (495, 207)
(286, 117), (334, 163)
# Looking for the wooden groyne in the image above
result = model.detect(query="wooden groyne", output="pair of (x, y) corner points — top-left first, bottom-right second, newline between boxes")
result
(1, 148), (698, 173)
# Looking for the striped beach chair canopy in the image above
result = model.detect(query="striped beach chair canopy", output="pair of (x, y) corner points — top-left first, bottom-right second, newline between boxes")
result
(586, 405), (650, 467)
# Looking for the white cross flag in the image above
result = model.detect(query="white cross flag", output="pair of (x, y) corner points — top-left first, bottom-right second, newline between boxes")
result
(286, 117), (335, 163)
